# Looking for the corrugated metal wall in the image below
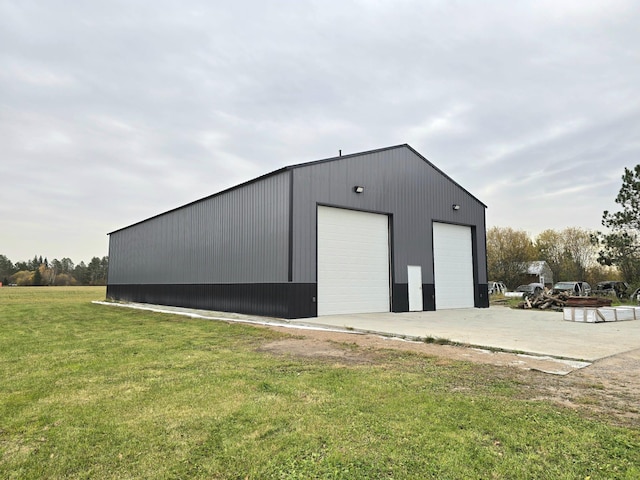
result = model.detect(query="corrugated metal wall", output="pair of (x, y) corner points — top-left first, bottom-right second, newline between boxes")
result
(291, 146), (487, 284)
(108, 171), (290, 284)
(107, 144), (488, 316)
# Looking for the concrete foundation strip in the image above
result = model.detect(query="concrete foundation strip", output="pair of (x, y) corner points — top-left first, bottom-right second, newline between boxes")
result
(92, 301), (363, 334)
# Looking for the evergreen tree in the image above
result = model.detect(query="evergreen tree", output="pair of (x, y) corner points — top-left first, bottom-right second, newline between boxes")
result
(60, 258), (74, 274)
(86, 256), (109, 285)
(14, 261), (29, 271)
(33, 267), (42, 286)
(101, 256), (109, 283)
(596, 165), (640, 283)
(74, 261), (89, 285)
(0, 254), (15, 285)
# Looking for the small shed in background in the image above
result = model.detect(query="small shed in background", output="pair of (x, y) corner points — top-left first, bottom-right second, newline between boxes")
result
(520, 261), (554, 288)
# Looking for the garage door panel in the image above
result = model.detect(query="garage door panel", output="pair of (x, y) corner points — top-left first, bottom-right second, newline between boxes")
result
(433, 222), (474, 309)
(318, 206), (390, 316)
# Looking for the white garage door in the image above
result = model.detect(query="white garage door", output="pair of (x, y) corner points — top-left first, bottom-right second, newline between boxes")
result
(433, 222), (475, 309)
(317, 206), (390, 316)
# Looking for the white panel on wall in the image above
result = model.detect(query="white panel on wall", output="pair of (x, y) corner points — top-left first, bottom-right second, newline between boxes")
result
(407, 265), (423, 311)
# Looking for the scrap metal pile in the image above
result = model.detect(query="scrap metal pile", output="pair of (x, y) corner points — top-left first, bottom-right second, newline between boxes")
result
(518, 292), (613, 311)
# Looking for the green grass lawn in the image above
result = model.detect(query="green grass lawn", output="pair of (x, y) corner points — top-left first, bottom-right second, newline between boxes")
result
(1, 287), (639, 479)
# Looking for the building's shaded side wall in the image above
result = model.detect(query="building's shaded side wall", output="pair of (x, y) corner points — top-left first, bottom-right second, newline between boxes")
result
(291, 147), (488, 315)
(107, 171), (298, 317)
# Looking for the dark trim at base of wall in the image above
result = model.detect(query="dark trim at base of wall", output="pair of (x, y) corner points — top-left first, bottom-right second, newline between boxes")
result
(476, 283), (489, 308)
(392, 283), (436, 312)
(391, 283), (408, 312)
(107, 281), (489, 319)
(107, 283), (317, 319)
(423, 284), (436, 310)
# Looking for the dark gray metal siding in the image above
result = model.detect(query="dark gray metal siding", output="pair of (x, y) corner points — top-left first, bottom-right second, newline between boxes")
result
(291, 146), (487, 284)
(107, 144), (488, 316)
(108, 171), (290, 284)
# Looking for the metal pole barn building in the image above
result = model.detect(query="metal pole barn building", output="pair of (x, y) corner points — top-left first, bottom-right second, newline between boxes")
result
(107, 144), (489, 318)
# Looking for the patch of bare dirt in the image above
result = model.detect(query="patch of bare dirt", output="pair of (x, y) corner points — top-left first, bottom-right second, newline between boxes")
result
(534, 349), (640, 425)
(258, 326), (640, 426)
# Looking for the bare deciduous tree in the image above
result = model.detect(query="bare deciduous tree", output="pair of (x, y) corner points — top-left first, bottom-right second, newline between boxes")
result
(487, 227), (537, 289)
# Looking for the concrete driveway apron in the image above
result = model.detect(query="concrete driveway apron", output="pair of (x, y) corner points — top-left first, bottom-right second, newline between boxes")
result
(290, 306), (640, 362)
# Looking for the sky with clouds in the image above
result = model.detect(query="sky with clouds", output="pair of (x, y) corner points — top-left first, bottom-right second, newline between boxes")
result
(1, 0), (639, 264)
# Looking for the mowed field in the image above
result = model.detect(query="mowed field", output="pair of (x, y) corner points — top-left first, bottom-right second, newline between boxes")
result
(1, 287), (639, 479)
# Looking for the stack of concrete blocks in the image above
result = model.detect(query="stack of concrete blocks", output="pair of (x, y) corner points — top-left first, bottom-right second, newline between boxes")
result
(563, 306), (640, 323)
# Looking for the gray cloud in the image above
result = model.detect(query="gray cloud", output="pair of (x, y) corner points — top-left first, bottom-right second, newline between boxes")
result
(1, 0), (639, 262)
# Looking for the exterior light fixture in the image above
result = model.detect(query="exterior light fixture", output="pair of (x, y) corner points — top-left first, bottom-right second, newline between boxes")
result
(452, 204), (460, 210)
(353, 186), (364, 194)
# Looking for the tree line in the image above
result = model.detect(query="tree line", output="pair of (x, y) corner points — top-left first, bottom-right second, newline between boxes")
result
(489, 165), (640, 290)
(0, 255), (108, 286)
(487, 226), (617, 289)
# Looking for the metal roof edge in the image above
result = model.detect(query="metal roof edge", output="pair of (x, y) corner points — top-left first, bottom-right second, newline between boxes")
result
(108, 143), (486, 235)
(287, 143), (486, 208)
(403, 144), (488, 209)
(284, 143), (409, 170)
(108, 166), (290, 235)
(108, 145), (409, 235)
